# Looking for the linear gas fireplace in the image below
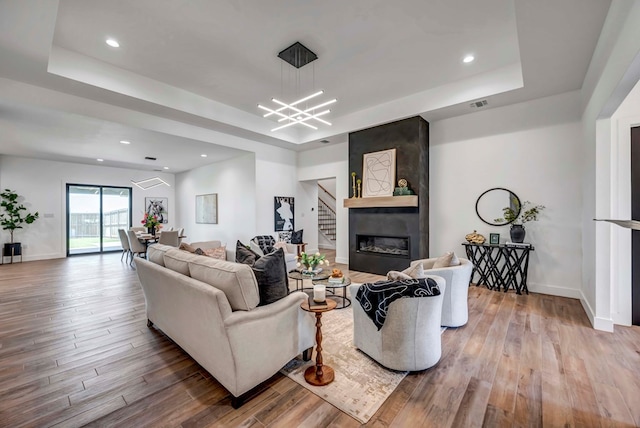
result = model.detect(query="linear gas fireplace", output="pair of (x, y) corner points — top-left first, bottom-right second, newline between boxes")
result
(357, 235), (409, 257)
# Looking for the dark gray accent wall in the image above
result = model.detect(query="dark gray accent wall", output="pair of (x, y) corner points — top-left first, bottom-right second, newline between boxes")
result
(348, 116), (429, 275)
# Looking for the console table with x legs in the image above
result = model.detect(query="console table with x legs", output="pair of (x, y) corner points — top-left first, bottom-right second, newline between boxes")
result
(462, 243), (534, 294)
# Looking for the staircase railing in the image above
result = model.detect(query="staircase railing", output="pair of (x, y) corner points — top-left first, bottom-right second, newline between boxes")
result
(318, 184), (336, 242)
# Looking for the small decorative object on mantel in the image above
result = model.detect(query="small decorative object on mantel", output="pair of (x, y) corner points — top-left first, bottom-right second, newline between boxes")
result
(465, 230), (486, 244)
(495, 201), (545, 243)
(351, 172), (357, 198)
(357, 179), (362, 198)
(393, 178), (415, 196)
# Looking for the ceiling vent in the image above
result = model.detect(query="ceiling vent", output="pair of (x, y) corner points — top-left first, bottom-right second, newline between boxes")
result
(470, 100), (488, 108)
(145, 156), (157, 161)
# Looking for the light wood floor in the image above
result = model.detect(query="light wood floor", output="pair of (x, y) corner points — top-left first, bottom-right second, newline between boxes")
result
(1, 250), (639, 427)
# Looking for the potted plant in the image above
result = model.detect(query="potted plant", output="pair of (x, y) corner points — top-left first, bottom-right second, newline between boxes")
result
(141, 212), (162, 236)
(0, 189), (39, 261)
(495, 201), (545, 243)
(296, 251), (327, 274)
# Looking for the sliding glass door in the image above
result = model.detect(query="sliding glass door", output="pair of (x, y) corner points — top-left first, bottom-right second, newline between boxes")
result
(67, 184), (132, 255)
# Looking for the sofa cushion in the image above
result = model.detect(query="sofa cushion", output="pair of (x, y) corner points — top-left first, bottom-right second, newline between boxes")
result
(433, 251), (454, 268)
(203, 246), (226, 260)
(236, 240), (261, 265)
(188, 257), (260, 311)
(163, 249), (199, 276)
(252, 248), (289, 306)
(178, 242), (197, 253)
(402, 262), (426, 279)
(386, 270), (413, 281)
(147, 243), (174, 266)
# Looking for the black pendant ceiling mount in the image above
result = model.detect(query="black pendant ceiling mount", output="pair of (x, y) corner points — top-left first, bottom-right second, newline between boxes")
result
(277, 42), (318, 69)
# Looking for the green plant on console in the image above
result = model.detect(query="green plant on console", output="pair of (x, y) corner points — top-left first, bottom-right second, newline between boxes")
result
(0, 189), (39, 244)
(495, 200), (545, 225)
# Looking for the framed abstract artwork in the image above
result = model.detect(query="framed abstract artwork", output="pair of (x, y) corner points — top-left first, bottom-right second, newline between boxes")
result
(195, 193), (218, 224)
(274, 196), (294, 231)
(362, 148), (396, 197)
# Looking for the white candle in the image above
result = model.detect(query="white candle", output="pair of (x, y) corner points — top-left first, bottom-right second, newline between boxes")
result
(313, 284), (326, 302)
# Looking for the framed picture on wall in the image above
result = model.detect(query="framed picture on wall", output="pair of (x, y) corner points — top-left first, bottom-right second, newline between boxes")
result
(145, 197), (168, 224)
(362, 148), (396, 197)
(274, 196), (294, 231)
(195, 193), (218, 224)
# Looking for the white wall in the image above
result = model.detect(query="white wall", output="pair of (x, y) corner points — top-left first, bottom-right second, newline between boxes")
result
(298, 142), (349, 264)
(430, 91), (584, 298)
(580, 0), (640, 331)
(0, 155), (175, 260)
(255, 150), (298, 237)
(175, 153), (256, 248)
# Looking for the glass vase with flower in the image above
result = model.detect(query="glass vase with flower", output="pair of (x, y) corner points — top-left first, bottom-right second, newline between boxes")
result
(141, 213), (162, 236)
(297, 252), (327, 275)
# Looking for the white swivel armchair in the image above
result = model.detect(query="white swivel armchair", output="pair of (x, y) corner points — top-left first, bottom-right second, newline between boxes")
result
(349, 276), (445, 371)
(409, 257), (473, 327)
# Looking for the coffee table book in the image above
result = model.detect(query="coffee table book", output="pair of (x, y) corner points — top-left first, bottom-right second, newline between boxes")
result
(308, 296), (328, 310)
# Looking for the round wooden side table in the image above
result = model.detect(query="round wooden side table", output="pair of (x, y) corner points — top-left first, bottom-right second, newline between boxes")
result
(300, 298), (337, 386)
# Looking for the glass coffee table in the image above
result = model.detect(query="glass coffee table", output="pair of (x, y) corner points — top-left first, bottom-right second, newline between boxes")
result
(288, 270), (330, 292)
(311, 277), (352, 309)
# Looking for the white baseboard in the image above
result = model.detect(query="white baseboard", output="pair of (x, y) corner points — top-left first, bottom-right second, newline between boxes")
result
(579, 290), (614, 332)
(527, 282), (582, 299)
(14, 253), (65, 262)
(335, 256), (348, 265)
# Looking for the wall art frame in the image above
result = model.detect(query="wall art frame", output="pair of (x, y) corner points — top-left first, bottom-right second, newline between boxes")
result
(362, 148), (396, 197)
(274, 196), (295, 231)
(195, 193), (218, 224)
(145, 197), (168, 224)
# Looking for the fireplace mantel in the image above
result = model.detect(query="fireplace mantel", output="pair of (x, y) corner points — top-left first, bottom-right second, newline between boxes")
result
(343, 195), (418, 208)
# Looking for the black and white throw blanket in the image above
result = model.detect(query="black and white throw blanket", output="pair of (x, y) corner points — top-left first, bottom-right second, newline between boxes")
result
(253, 235), (275, 254)
(355, 278), (440, 330)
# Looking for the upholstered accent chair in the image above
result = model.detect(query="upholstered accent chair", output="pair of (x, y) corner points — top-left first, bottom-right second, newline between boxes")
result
(409, 257), (474, 327)
(349, 277), (446, 371)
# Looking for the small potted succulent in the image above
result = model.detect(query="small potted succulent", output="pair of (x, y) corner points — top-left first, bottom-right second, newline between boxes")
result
(0, 189), (39, 261)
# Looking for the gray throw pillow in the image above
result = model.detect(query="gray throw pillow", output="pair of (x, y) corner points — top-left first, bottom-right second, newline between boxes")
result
(235, 240), (260, 265)
(252, 247), (289, 305)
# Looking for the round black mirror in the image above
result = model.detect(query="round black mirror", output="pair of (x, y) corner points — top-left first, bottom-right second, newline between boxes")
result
(475, 188), (521, 226)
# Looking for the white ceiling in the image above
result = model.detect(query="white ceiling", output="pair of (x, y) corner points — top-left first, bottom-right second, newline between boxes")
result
(0, 0), (611, 172)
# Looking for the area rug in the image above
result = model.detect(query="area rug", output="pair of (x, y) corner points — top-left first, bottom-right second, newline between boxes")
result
(281, 305), (406, 424)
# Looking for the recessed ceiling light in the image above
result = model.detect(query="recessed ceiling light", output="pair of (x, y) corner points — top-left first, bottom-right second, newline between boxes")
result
(463, 55), (475, 63)
(97, 158), (104, 162)
(163, 166), (169, 170)
(119, 140), (130, 145)
(201, 154), (207, 158)
(106, 38), (120, 48)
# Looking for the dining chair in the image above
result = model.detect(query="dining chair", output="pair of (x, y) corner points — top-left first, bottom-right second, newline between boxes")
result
(127, 229), (148, 263)
(158, 230), (180, 247)
(117, 229), (131, 263)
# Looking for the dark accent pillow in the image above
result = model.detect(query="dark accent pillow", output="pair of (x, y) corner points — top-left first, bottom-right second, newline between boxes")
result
(235, 240), (260, 265)
(290, 229), (304, 244)
(194, 248), (204, 255)
(252, 247), (289, 305)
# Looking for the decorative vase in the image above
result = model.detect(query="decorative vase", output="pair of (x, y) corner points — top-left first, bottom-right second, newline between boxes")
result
(148, 226), (156, 236)
(510, 224), (525, 243)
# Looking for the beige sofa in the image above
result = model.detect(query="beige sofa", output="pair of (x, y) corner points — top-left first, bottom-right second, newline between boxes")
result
(134, 243), (315, 406)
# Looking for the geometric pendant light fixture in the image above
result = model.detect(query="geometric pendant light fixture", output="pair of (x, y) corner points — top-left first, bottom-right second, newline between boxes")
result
(258, 42), (336, 132)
